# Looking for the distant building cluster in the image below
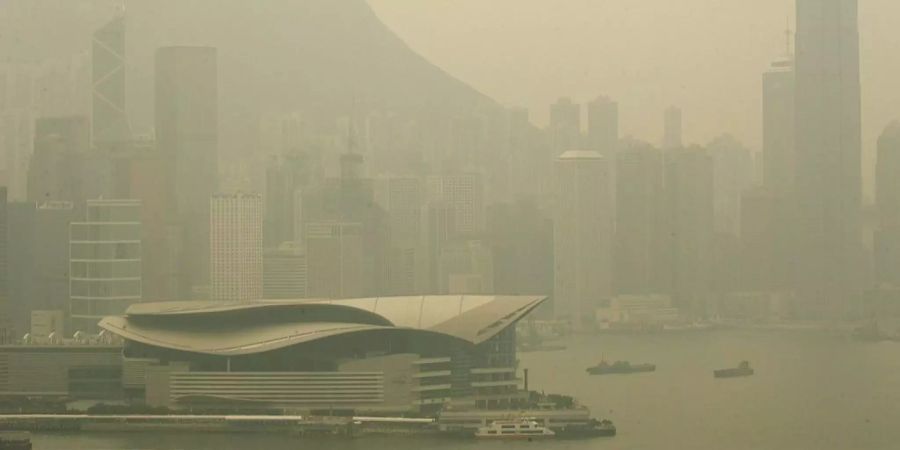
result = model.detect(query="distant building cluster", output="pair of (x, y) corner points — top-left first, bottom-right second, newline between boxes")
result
(0, 0), (886, 347)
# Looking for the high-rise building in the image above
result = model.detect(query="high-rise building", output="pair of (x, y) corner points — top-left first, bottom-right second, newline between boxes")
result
(438, 239), (494, 294)
(763, 58), (795, 197)
(761, 56), (797, 293)
(549, 97), (582, 153)
(615, 141), (668, 295)
(586, 96), (619, 159)
(0, 111), (33, 201)
(426, 173), (485, 237)
(265, 154), (310, 247)
(155, 46), (218, 298)
(708, 135), (754, 237)
(663, 106), (683, 150)
(875, 123), (900, 285)
(740, 187), (781, 291)
(263, 241), (307, 299)
(665, 147), (714, 315)
(92, 14), (130, 148)
(7, 201), (74, 337)
(70, 199), (142, 332)
(375, 176), (427, 295)
(27, 116), (110, 208)
(210, 194), (263, 302)
(794, 0), (862, 317)
(487, 198), (554, 306)
(110, 140), (179, 301)
(305, 221), (364, 299)
(553, 150), (612, 328)
(0, 186), (8, 343)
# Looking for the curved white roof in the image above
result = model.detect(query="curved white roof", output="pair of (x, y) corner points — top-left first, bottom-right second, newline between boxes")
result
(99, 295), (546, 356)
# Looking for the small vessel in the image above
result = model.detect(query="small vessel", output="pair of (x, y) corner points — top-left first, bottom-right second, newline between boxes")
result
(586, 360), (656, 375)
(474, 418), (556, 440)
(557, 419), (617, 438)
(0, 432), (32, 450)
(714, 361), (754, 378)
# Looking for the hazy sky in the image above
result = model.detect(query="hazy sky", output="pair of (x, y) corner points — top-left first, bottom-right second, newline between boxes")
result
(368, 0), (900, 195)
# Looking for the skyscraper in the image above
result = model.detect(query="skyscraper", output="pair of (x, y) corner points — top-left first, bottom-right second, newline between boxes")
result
(263, 242), (307, 299)
(663, 106), (683, 150)
(794, 0), (862, 317)
(554, 150), (612, 328)
(426, 172), (485, 237)
(762, 58), (795, 198)
(155, 46), (218, 297)
(210, 193), (263, 302)
(0, 187), (7, 343)
(549, 97), (582, 153)
(70, 199), (142, 332)
(665, 147), (714, 315)
(586, 96), (619, 159)
(875, 122), (900, 285)
(708, 135), (754, 237)
(7, 201), (74, 337)
(305, 221), (364, 299)
(615, 141), (668, 295)
(92, 14), (130, 148)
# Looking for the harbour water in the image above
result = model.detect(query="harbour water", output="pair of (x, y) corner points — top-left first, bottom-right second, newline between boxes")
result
(33, 330), (900, 450)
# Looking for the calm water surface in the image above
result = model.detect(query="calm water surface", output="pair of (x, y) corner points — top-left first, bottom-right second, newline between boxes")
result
(33, 330), (900, 450)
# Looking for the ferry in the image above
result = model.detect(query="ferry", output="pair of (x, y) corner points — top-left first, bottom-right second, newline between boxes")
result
(474, 418), (556, 440)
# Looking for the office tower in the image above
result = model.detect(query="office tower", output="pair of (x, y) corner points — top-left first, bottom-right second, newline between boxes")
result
(0, 187), (7, 343)
(709, 135), (754, 237)
(7, 201), (74, 337)
(763, 58), (796, 197)
(615, 141), (668, 295)
(663, 106), (683, 150)
(70, 199), (142, 332)
(155, 46), (218, 297)
(665, 147), (714, 315)
(263, 241), (307, 299)
(761, 55), (797, 292)
(92, 14), (130, 149)
(27, 116), (110, 207)
(265, 154), (309, 247)
(0, 111), (32, 201)
(794, 0), (862, 317)
(554, 150), (612, 328)
(305, 222), (364, 299)
(438, 240), (494, 294)
(549, 97), (582, 153)
(487, 199), (554, 301)
(586, 96), (619, 159)
(740, 187), (781, 291)
(110, 140), (179, 301)
(375, 176), (427, 295)
(426, 172), (485, 237)
(210, 194), (263, 302)
(875, 123), (900, 285)
(423, 200), (456, 294)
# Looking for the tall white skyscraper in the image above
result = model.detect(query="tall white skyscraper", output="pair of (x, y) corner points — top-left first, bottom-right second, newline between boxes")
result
(794, 0), (862, 317)
(553, 150), (612, 329)
(210, 193), (263, 302)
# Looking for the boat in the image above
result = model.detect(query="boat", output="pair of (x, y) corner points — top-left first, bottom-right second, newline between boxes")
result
(474, 418), (556, 440)
(714, 361), (754, 378)
(586, 360), (656, 375)
(557, 419), (617, 438)
(0, 432), (32, 450)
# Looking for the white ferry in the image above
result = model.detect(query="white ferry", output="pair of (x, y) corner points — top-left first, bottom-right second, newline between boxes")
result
(474, 418), (556, 440)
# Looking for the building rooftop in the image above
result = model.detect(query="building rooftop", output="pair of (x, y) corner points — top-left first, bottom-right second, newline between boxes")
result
(99, 295), (546, 356)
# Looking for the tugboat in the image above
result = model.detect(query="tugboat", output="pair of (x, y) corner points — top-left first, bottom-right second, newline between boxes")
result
(474, 418), (556, 440)
(586, 360), (656, 375)
(714, 361), (754, 378)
